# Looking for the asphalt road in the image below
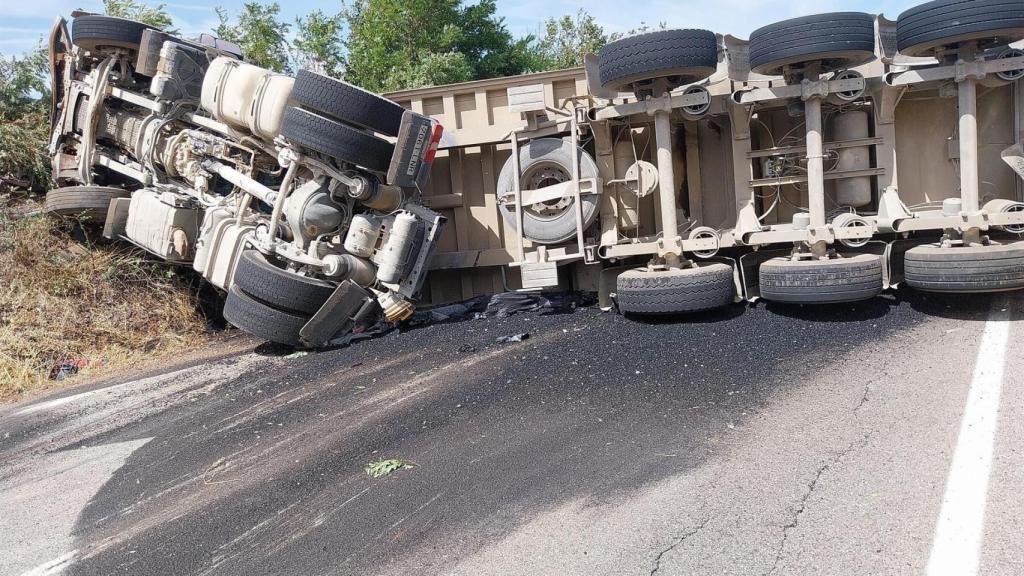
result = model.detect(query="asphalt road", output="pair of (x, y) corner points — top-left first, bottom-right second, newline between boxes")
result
(2, 288), (1022, 576)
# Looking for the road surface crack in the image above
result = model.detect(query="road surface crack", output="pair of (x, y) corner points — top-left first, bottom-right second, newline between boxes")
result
(765, 432), (873, 575)
(854, 378), (872, 413)
(649, 516), (711, 575)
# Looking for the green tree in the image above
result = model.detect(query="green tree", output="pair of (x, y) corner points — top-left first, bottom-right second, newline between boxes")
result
(215, 2), (291, 72)
(103, 0), (176, 32)
(342, 0), (533, 92)
(0, 45), (51, 191)
(293, 10), (345, 77)
(530, 9), (607, 71)
(608, 21), (668, 42)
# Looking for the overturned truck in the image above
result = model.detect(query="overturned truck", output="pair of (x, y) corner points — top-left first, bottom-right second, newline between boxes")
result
(46, 1), (1024, 346)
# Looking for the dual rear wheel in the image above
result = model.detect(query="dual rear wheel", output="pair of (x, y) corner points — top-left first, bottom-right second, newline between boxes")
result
(280, 70), (406, 173)
(223, 250), (336, 347)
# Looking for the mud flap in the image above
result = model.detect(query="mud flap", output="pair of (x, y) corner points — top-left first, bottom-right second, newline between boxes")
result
(299, 280), (379, 348)
(387, 111), (442, 190)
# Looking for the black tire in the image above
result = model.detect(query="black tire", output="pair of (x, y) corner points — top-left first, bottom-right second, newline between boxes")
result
(280, 107), (393, 173)
(749, 12), (876, 75)
(897, 0), (1024, 56)
(617, 263), (735, 314)
(496, 138), (600, 244)
(44, 186), (130, 223)
(232, 250), (336, 315)
(292, 69), (406, 137)
(223, 285), (309, 347)
(904, 242), (1024, 292)
(72, 15), (155, 53)
(598, 29), (718, 93)
(759, 254), (883, 303)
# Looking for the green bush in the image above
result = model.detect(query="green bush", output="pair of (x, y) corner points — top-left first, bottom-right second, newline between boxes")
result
(0, 47), (51, 193)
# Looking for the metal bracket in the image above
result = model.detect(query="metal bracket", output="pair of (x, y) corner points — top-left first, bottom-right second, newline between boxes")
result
(801, 78), (830, 101)
(728, 101), (752, 140)
(731, 74), (865, 105)
(498, 178), (600, 206)
(954, 58), (988, 83)
(885, 54), (1024, 87)
(589, 87), (710, 121)
(871, 82), (906, 125)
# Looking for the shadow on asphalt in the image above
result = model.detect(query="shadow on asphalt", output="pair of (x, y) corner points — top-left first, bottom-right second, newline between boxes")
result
(897, 286), (1015, 321)
(763, 295), (897, 323)
(625, 302), (747, 325)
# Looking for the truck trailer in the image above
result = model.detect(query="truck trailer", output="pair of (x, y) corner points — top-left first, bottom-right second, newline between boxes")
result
(44, 1), (1024, 346)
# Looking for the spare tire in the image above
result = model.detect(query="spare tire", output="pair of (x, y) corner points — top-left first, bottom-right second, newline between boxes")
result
(496, 138), (600, 245)
(897, 0), (1024, 56)
(223, 284), (308, 347)
(616, 263), (736, 314)
(72, 15), (155, 53)
(232, 250), (336, 316)
(280, 107), (394, 173)
(758, 253), (883, 303)
(292, 70), (406, 137)
(44, 186), (130, 223)
(598, 29), (718, 93)
(749, 12), (876, 75)
(904, 242), (1024, 292)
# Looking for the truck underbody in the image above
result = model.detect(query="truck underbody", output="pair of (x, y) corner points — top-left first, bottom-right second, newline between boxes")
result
(45, 4), (1024, 346)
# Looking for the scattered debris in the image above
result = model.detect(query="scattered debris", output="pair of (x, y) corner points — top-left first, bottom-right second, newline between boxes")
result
(457, 343), (478, 353)
(495, 333), (530, 343)
(365, 458), (414, 478)
(49, 358), (103, 380)
(285, 351), (309, 359)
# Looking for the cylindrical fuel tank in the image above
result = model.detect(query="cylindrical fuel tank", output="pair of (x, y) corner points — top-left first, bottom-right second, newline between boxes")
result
(832, 110), (871, 207)
(201, 57), (266, 129)
(248, 72), (294, 140)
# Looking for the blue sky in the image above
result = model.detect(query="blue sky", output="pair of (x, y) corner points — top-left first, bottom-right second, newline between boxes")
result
(1, 0), (921, 57)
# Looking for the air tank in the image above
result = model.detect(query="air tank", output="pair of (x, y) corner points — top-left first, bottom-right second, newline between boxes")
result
(344, 214), (382, 258)
(375, 212), (420, 284)
(832, 110), (871, 207)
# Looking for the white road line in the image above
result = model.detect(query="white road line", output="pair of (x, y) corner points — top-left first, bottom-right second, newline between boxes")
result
(15, 390), (103, 416)
(926, 302), (1011, 576)
(19, 551), (77, 576)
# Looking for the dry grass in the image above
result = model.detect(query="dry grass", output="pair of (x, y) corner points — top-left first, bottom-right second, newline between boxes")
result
(0, 197), (208, 400)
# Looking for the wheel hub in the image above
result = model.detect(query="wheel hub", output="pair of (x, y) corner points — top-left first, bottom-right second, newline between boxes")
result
(524, 164), (572, 220)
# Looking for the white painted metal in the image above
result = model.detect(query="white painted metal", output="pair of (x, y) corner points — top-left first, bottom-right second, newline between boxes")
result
(344, 214), (382, 258)
(375, 211), (419, 284)
(833, 110), (872, 207)
(125, 189), (201, 260)
(653, 108), (680, 261)
(247, 72), (294, 140)
(201, 57), (265, 129)
(264, 158), (299, 251)
(804, 94), (827, 229)
(193, 207), (256, 290)
(958, 70), (980, 212)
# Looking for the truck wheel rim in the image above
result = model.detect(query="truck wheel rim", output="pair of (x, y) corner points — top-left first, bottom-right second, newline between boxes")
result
(523, 162), (573, 221)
